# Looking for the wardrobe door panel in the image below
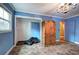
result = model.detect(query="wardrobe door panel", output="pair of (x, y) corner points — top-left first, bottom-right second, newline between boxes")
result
(43, 21), (56, 46)
(44, 21), (51, 46)
(50, 21), (56, 45)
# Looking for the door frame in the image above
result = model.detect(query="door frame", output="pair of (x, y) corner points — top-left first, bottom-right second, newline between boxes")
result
(14, 15), (43, 46)
(59, 21), (65, 42)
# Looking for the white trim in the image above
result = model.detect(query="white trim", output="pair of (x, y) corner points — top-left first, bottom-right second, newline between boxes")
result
(52, 16), (64, 19)
(5, 45), (15, 55)
(15, 10), (63, 18)
(74, 42), (79, 44)
(0, 30), (12, 33)
(56, 40), (59, 41)
(15, 15), (42, 21)
(64, 14), (79, 19)
(39, 20), (43, 43)
(15, 10), (79, 20)
(14, 16), (17, 46)
(42, 21), (45, 46)
(15, 11), (79, 20)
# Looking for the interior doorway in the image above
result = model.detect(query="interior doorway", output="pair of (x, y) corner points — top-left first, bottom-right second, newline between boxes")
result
(59, 21), (66, 43)
(42, 20), (56, 46)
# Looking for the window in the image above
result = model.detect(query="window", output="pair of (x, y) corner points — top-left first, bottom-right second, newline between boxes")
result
(4, 10), (10, 20)
(0, 7), (3, 18)
(0, 6), (12, 32)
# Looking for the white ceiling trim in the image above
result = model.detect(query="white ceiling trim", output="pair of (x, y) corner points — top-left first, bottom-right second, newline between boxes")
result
(64, 14), (79, 19)
(15, 11), (63, 19)
(15, 15), (42, 21)
(15, 10), (79, 19)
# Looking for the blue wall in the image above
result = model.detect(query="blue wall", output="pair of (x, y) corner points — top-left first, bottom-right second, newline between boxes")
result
(75, 19), (79, 42)
(0, 32), (13, 54)
(0, 4), (15, 54)
(52, 17), (62, 40)
(65, 16), (79, 43)
(31, 22), (40, 39)
(15, 11), (62, 40)
(0, 3), (79, 55)
(65, 18), (75, 42)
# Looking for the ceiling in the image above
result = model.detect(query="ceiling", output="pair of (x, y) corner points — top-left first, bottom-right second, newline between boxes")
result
(12, 3), (79, 19)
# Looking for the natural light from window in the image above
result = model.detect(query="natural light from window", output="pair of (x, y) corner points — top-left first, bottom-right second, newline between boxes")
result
(0, 6), (12, 32)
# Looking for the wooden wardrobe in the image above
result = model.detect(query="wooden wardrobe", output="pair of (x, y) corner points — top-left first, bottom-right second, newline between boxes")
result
(42, 20), (56, 46)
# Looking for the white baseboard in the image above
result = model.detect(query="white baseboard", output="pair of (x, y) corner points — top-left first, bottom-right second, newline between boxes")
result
(74, 42), (79, 44)
(5, 45), (15, 55)
(56, 40), (59, 41)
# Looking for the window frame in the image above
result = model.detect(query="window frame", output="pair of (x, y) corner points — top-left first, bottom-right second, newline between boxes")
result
(0, 6), (12, 33)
